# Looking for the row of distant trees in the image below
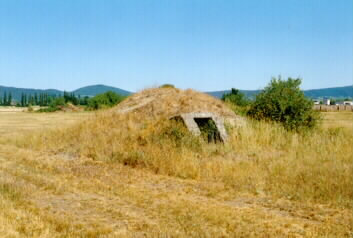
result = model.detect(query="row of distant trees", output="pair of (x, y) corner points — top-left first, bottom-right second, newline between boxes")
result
(20, 93), (53, 107)
(38, 91), (125, 112)
(0, 90), (126, 112)
(0, 92), (13, 106)
(0, 91), (90, 107)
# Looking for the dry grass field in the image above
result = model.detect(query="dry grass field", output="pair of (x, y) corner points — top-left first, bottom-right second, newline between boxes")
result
(0, 106), (352, 237)
(321, 112), (353, 131)
(0, 111), (93, 138)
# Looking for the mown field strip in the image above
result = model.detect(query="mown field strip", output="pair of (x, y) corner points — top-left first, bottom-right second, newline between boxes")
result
(0, 145), (351, 237)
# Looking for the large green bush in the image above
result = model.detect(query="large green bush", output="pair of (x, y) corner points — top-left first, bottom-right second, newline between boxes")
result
(87, 91), (125, 110)
(247, 77), (319, 131)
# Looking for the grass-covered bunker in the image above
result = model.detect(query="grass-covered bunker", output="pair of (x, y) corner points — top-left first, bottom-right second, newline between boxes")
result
(115, 87), (244, 142)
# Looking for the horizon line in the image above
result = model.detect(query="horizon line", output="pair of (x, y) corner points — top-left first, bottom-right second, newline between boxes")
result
(0, 83), (352, 93)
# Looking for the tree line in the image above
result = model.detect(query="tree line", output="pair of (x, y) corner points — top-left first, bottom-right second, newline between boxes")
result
(0, 91), (90, 107)
(0, 92), (12, 106)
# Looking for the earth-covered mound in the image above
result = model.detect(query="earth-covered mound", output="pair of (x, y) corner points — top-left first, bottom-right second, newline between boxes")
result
(114, 87), (244, 126)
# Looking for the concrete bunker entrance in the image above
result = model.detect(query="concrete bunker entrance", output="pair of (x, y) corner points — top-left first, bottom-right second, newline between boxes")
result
(193, 117), (222, 143)
(170, 112), (228, 143)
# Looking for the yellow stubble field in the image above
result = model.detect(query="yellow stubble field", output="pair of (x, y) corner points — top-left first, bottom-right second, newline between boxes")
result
(0, 110), (352, 237)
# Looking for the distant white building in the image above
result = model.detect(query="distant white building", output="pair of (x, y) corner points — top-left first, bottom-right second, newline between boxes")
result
(313, 100), (320, 105)
(323, 98), (330, 105)
(335, 101), (353, 106)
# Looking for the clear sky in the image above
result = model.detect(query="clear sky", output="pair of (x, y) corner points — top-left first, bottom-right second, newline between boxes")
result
(0, 0), (352, 92)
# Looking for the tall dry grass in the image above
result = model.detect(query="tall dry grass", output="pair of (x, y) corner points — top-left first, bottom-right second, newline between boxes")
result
(18, 110), (353, 209)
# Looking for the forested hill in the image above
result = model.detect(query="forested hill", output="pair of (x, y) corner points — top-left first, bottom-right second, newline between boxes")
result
(0, 84), (132, 101)
(207, 85), (353, 99)
(73, 85), (131, 97)
(303, 85), (353, 98)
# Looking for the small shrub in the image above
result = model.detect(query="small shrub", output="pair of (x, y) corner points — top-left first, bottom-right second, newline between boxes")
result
(155, 120), (202, 151)
(247, 77), (320, 131)
(160, 84), (175, 88)
(27, 105), (34, 112)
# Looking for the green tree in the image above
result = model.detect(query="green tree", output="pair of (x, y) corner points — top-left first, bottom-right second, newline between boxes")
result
(39, 97), (66, 112)
(50, 97), (65, 107)
(24, 94), (28, 106)
(71, 93), (79, 105)
(39, 93), (43, 106)
(21, 93), (25, 107)
(29, 95), (34, 105)
(8, 93), (12, 106)
(34, 93), (38, 105)
(222, 88), (249, 107)
(3, 92), (7, 105)
(247, 77), (319, 131)
(87, 91), (125, 110)
(44, 93), (48, 106)
(82, 96), (89, 105)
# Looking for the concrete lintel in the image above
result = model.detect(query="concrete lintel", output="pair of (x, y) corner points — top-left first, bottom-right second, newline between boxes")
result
(171, 112), (228, 142)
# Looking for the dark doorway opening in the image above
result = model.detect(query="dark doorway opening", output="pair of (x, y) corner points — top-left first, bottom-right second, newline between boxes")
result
(194, 118), (222, 143)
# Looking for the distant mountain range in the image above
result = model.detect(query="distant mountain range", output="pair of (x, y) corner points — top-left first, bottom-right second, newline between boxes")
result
(303, 86), (353, 98)
(207, 85), (353, 99)
(0, 84), (352, 102)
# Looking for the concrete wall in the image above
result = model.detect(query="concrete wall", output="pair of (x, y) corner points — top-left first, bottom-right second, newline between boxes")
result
(313, 105), (353, 112)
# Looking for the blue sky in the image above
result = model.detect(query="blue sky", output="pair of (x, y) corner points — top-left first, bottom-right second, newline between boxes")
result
(0, 0), (352, 92)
